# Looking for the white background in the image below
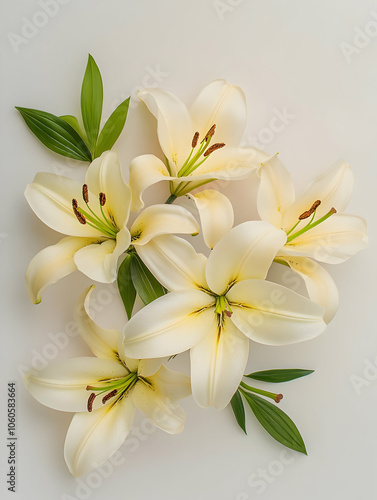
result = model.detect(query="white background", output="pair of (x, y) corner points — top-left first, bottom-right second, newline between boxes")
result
(1, 1), (377, 499)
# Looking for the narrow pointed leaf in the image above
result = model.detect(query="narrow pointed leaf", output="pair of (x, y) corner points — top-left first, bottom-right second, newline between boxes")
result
(242, 391), (307, 454)
(130, 253), (168, 305)
(246, 369), (314, 383)
(95, 97), (130, 158)
(81, 54), (103, 152)
(16, 107), (92, 161)
(60, 115), (87, 142)
(230, 390), (247, 434)
(117, 253), (137, 319)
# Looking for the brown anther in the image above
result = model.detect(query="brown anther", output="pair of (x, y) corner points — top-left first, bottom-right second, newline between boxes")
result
(87, 392), (96, 412)
(204, 124), (216, 142)
(82, 184), (89, 203)
(299, 200), (322, 220)
(225, 310), (232, 318)
(310, 200), (321, 212)
(192, 132), (199, 148)
(73, 206), (86, 225)
(275, 394), (283, 403)
(72, 198), (78, 210)
(298, 210), (312, 220)
(203, 143), (225, 157)
(99, 192), (106, 206)
(102, 389), (118, 404)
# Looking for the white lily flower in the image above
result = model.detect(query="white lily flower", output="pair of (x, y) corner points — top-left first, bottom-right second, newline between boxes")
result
(24, 287), (191, 477)
(25, 151), (199, 303)
(123, 222), (326, 410)
(129, 80), (268, 213)
(257, 156), (368, 322)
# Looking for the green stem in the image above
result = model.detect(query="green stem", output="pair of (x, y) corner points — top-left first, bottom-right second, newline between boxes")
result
(240, 381), (283, 403)
(165, 194), (177, 204)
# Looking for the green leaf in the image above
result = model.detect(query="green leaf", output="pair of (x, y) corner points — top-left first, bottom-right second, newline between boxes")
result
(117, 253), (137, 320)
(94, 97), (130, 158)
(60, 115), (87, 142)
(242, 391), (307, 454)
(246, 369), (314, 383)
(16, 107), (92, 161)
(230, 390), (247, 434)
(81, 54), (103, 152)
(130, 253), (168, 305)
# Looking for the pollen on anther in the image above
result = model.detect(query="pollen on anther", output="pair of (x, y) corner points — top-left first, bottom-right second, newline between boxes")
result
(72, 199), (78, 210)
(72, 202), (86, 225)
(99, 192), (106, 206)
(204, 124), (216, 142)
(102, 389), (118, 404)
(82, 184), (89, 203)
(310, 200), (321, 212)
(298, 210), (312, 220)
(192, 132), (199, 148)
(203, 142), (225, 157)
(87, 392), (96, 412)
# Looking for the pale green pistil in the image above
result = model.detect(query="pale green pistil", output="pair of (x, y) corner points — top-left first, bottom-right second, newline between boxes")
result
(86, 371), (139, 412)
(286, 200), (337, 243)
(215, 295), (233, 320)
(72, 184), (118, 239)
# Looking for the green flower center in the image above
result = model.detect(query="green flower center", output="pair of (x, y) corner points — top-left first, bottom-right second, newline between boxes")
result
(214, 295), (233, 325)
(86, 371), (139, 412)
(175, 124), (225, 178)
(285, 200), (337, 243)
(72, 184), (118, 238)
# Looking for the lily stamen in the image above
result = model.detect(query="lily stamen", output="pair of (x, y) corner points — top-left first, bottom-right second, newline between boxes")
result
(203, 143), (225, 157)
(286, 206), (337, 243)
(102, 389), (118, 404)
(87, 392), (96, 412)
(72, 185), (118, 238)
(176, 123), (226, 179)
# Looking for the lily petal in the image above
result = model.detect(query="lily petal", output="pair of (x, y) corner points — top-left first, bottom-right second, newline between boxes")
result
(188, 190), (234, 249)
(64, 396), (135, 477)
(138, 88), (193, 172)
(189, 80), (247, 146)
(206, 221), (287, 295)
(128, 154), (171, 212)
(136, 235), (208, 291)
(192, 146), (267, 180)
(123, 291), (216, 358)
(283, 160), (354, 231)
(137, 358), (164, 378)
(190, 319), (249, 410)
(74, 227), (131, 282)
(227, 279), (326, 345)
(75, 287), (120, 360)
(132, 380), (186, 434)
(257, 155), (295, 228)
(85, 151), (132, 229)
(275, 256), (339, 323)
(149, 364), (191, 400)
(24, 357), (127, 413)
(284, 213), (368, 263)
(25, 173), (103, 237)
(131, 204), (199, 246)
(25, 236), (96, 304)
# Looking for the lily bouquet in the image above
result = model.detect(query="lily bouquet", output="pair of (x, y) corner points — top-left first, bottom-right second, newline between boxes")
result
(19, 55), (367, 477)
